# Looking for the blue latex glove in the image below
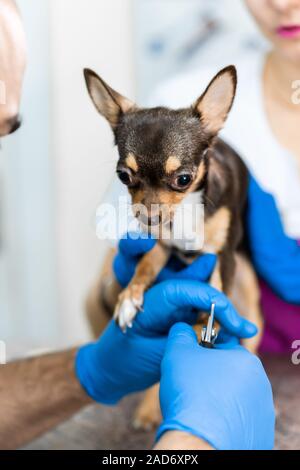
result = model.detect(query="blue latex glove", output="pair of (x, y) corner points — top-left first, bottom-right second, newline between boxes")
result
(247, 175), (300, 304)
(76, 280), (257, 405)
(158, 323), (275, 450)
(113, 233), (217, 288)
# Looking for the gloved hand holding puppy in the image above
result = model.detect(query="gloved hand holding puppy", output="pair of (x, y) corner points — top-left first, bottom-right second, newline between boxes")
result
(76, 235), (275, 450)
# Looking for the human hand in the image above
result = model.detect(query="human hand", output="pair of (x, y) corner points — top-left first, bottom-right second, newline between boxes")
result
(158, 323), (275, 450)
(113, 233), (217, 288)
(76, 281), (257, 405)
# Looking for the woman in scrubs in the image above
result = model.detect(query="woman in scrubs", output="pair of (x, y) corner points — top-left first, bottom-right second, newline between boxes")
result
(87, 0), (300, 354)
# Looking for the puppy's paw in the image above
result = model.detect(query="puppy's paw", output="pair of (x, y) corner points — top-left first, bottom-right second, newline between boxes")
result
(114, 284), (144, 332)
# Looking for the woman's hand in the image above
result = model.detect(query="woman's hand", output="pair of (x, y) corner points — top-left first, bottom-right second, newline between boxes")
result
(113, 233), (217, 288)
(157, 323), (275, 450)
(247, 175), (300, 304)
(75, 280), (257, 405)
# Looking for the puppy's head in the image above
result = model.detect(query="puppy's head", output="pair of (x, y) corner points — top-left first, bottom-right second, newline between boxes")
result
(84, 66), (237, 231)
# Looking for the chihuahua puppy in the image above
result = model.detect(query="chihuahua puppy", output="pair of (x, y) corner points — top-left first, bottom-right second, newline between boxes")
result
(84, 66), (263, 429)
(84, 64), (262, 335)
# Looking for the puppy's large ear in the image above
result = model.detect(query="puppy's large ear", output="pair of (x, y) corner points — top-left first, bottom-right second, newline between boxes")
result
(84, 68), (135, 129)
(193, 66), (237, 135)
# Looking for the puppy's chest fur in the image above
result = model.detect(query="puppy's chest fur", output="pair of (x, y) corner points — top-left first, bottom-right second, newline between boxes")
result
(161, 191), (232, 262)
(161, 190), (205, 256)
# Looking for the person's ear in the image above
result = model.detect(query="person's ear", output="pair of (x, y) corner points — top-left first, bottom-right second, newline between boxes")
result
(83, 68), (136, 129)
(193, 65), (237, 135)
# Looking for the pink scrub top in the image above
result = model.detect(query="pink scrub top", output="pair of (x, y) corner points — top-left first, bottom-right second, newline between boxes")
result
(259, 241), (300, 354)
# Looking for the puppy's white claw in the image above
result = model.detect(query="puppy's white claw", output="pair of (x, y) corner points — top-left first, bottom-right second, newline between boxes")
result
(116, 298), (138, 332)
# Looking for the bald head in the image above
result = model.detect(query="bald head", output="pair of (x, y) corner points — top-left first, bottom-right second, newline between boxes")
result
(0, 0), (27, 137)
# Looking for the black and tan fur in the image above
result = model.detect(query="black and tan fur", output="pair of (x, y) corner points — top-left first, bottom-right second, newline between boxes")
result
(84, 66), (263, 430)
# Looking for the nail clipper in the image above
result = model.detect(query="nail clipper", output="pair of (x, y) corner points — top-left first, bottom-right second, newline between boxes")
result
(200, 303), (218, 348)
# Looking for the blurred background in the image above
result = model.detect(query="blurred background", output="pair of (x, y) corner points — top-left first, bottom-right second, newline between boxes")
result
(0, 0), (266, 358)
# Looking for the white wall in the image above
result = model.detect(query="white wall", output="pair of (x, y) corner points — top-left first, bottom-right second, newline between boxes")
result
(1, 0), (58, 357)
(134, 0), (264, 101)
(49, 0), (136, 345)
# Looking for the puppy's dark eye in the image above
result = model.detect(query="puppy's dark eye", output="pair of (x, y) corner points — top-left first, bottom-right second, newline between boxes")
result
(175, 174), (192, 188)
(118, 171), (132, 186)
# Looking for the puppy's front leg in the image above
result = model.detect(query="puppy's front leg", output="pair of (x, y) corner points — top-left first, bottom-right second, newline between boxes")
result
(114, 242), (170, 331)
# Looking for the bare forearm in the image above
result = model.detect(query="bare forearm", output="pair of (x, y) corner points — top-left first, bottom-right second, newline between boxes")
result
(0, 348), (91, 449)
(154, 431), (214, 450)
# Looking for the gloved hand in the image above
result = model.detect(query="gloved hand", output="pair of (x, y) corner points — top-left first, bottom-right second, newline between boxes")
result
(247, 175), (300, 304)
(158, 323), (275, 450)
(76, 280), (257, 405)
(113, 233), (217, 288)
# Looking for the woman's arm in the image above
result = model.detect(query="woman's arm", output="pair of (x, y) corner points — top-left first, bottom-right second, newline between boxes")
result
(247, 176), (300, 304)
(0, 349), (91, 449)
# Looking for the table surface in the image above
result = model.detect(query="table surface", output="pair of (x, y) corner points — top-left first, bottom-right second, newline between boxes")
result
(23, 356), (300, 450)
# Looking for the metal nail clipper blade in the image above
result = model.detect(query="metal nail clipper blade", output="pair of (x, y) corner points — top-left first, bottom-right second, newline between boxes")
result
(200, 303), (218, 348)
